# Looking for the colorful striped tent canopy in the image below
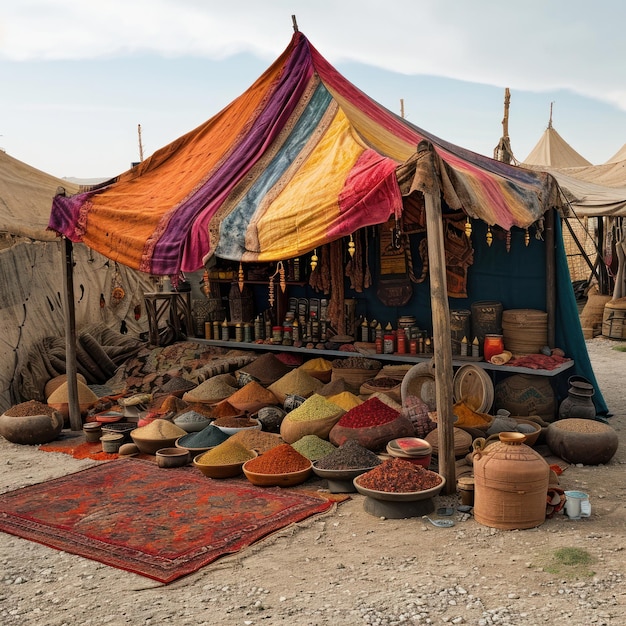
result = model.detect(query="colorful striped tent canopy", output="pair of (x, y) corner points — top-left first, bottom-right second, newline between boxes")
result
(49, 30), (561, 277)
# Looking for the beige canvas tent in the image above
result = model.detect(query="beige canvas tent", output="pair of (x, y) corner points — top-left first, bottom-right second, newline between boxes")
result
(0, 150), (152, 412)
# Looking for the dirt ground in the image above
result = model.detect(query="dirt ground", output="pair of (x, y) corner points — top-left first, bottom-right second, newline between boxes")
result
(1, 336), (624, 626)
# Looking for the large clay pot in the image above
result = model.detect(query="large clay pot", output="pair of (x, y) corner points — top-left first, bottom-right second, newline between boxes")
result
(546, 418), (618, 465)
(473, 432), (550, 530)
(558, 377), (596, 420)
(0, 408), (64, 445)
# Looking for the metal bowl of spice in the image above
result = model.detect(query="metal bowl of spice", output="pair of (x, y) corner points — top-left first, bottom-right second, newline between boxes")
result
(353, 458), (445, 502)
(213, 416), (262, 436)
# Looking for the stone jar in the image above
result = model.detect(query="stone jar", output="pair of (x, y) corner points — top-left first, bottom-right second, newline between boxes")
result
(0, 407), (64, 445)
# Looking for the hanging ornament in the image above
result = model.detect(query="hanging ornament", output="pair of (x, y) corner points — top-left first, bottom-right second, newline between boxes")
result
(110, 263), (125, 307)
(134, 304), (141, 320)
(486, 225), (493, 247)
(268, 275), (275, 308)
(278, 261), (286, 293)
(238, 262), (245, 292)
(348, 233), (356, 257)
(525, 227), (530, 246)
(202, 269), (210, 297)
(465, 217), (472, 238)
(506, 230), (511, 253)
(310, 249), (318, 271)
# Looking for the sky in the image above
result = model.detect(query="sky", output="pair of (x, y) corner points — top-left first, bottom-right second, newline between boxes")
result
(1, 0), (626, 180)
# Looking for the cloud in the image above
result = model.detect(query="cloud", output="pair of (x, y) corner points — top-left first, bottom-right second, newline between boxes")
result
(2, 1), (626, 110)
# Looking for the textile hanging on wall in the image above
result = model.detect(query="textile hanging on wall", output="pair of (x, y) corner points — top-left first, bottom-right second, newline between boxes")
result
(444, 212), (474, 298)
(376, 218), (413, 306)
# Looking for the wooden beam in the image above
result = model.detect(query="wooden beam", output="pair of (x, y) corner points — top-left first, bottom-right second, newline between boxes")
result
(545, 209), (556, 348)
(415, 141), (456, 495)
(62, 237), (82, 431)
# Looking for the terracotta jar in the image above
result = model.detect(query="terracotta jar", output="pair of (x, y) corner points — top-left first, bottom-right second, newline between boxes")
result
(0, 404), (64, 445)
(473, 432), (550, 530)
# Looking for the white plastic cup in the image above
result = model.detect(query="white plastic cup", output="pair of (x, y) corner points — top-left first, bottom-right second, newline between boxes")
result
(564, 490), (591, 519)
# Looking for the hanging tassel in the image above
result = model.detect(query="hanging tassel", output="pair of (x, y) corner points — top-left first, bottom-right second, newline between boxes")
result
(202, 270), (210, 297)
(486, 225), (493, 247)
(310, 249), (318, 271)
(348, 233), (356, 257)
(238, 262), (244, 292)
(278, 261), (286, 293)
(465, 217), (472, 238)
(525, 228), (530, 246)
(268, 275), (275, 308)
(506, 230), (511, 252)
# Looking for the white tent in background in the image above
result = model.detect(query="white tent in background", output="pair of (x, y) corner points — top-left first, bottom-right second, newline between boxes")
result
(522, 118), (592, 168)
(605, 144), (626, 165)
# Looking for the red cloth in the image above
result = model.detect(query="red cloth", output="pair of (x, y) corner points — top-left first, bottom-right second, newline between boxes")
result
(506, 353), (571, 371)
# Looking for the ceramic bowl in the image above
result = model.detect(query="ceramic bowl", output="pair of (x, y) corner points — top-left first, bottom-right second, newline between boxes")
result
(192, 451), (257, 479)
(311, 464), (377, 493)
(242, 459), (313, 487)
(214, 418), (262, 436)
(130, 432), (181, 455)
(155, 447), (190, 468)
(173, 413), (213, 433)
(511, 418), (542, 446)
(352, 472), (446, 502)
(174, 436), (214, 456)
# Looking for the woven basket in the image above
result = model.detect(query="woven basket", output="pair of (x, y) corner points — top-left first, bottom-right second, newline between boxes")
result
(331, 367), (381, 395)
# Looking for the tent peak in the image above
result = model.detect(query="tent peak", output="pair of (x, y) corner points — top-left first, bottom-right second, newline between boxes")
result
(292, 14), (299, 33)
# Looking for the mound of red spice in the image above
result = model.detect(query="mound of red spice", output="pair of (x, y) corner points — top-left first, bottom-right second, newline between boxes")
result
(335, 397), (399, 429)
(244, 443), (310, 474)
(357, 458), (441, 492)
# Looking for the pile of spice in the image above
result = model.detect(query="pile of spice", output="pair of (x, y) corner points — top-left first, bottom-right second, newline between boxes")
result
(132, 418), (186, 440)
(173, 410), (212, 429)
(177, 425), (229, 450)
(237, 352), (292, 386)
(315, 439), (381, 470)
(213, 416), (259, 428)
(229, 429), (284, 454)
(228, 381), (278, 413)
(244, 443), (311, 474)
(268, 369), (323, 403)
(182, 373), (238, 404)
(317, 378), (349, 397)
(4, 400), (58, 417)
(335, 397), (399, 429)
(291, 435), (337, 460)
(285, 394), (344, 423)
(326, 391), (362, 411)
(210, 400), (243, 418)
(195, 439), (255, 466)
(358, 458), (441, 492)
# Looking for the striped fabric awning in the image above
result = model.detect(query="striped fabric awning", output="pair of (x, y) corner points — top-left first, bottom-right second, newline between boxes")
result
(49, 31), (560, 276)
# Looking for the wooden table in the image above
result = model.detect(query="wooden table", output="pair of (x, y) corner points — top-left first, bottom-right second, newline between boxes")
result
(143, 291), (193, 346)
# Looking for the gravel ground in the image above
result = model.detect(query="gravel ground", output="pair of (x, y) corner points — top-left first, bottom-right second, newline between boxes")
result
(1, 336), (625, 626)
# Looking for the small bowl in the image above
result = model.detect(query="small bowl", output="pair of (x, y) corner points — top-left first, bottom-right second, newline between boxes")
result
(100, 432), (125, 453)
(511, 418), (542, 446)
(156, 447), (190, 468)
(242, 459), (313, 487)
(311, 464), (377, 493)
(101, 422), (136, 443)
(173, 413), (213, 433)
(192, 450), (257, 479)
(214, 418), (262, 436)
(353, 472), (446, 502)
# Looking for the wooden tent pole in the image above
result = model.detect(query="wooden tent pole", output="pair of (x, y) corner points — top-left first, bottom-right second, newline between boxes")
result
(416, 141), (456, 494)
(545, 209), (556, 348)
(62, 237), (82, 431)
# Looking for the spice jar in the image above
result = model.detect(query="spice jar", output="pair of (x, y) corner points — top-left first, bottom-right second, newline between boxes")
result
(383, 334), (395, 354)
(483, 334), (504, 362)
(221, 319), (230, 341)
(272, 326), (283, 344)
(396, 328), (406, 354)
(235, 323), (243, 343)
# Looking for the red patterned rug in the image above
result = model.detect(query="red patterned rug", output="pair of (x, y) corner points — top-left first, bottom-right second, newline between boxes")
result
(0, 459), (338, 583)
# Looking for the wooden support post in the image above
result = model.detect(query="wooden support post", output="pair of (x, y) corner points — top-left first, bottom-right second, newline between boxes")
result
(62, 237), (82, 431)
(416, 141), (456, 495)
(545, 208), (556, 349)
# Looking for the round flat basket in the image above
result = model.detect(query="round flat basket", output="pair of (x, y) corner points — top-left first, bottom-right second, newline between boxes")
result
(400, 361), (437, 410)
(425, 427), (473, 457)
(453, 364), (494, 413)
